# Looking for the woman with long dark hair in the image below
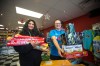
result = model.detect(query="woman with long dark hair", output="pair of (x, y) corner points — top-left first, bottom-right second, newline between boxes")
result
(14, 19), (43, 66)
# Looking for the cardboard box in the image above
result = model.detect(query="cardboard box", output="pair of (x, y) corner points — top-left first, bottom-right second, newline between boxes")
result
(62, 45), (88, 59)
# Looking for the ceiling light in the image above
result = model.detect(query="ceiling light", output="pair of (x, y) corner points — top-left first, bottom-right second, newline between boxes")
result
(1, 14), (3, 16)
(18, 29), (22, 31)
(18, 26), (23, 29)
(0, 24), (4, 27)
(0, 28), (4, 29)
(16, 6), (43, 18)
(6, 28), (8, 30)
(18, 21), (25, 24)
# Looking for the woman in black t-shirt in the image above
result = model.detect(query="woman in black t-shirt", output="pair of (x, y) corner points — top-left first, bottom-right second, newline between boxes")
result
(14, 19), (43, 66)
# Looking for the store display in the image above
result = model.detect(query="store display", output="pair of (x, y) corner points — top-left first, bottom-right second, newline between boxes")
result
(75, 32), (83, 44)
(82, 30), (93, 50)
(93, 37), (100, 58)
(65, 23), (83, 45)
(46, 32), (52, 45)
(92, 23), (100, 30)
(41, 52), (50, 61)
(67, 23), (76, 45)
(68, 23), (75, 34)
(92, 25), (100, 65)
(59, 23), (88, 59)
(0, 31), (16, 44)
(60, 33), (67, 45)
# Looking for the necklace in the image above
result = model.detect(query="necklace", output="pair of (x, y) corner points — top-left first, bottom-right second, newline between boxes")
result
(28, 31), (31, 36)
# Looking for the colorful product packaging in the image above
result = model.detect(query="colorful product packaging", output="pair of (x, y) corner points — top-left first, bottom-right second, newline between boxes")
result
(7, 35), (49, 51)
(7, 35), (45, 46)
(62, 44), (88, 59)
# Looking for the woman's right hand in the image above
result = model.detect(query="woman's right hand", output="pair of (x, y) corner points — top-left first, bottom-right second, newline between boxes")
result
(58, 48), (64, 57)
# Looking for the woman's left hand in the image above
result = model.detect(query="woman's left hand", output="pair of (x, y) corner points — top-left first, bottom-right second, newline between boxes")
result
(29, 40), (40, 47)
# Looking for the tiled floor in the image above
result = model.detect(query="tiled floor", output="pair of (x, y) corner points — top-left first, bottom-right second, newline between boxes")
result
(0, 45), (20, 66)
(0, 53), (20, 66)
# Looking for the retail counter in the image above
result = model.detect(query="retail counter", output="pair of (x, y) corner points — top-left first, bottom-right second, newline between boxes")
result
(41, 60), (85, 66)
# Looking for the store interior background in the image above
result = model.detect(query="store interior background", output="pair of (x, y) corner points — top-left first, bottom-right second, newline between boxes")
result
(0, 0), (100, 31)
(0, 0), (100, 66)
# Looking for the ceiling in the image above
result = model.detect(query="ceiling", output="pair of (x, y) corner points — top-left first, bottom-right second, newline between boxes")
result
(0, 0), (100, 30)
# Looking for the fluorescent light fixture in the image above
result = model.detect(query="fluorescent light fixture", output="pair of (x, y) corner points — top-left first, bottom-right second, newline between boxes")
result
(18, 21), (25, 24)
(16, 6), (43, 18)
(0, 28), (4, 29)
(18, 29), (22, 31)
(18, 26), (23, 29)
(6, 28), (8, 30)
(0, 24), (4, 27)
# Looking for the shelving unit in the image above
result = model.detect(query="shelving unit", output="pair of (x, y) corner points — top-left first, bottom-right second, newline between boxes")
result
(0, 30), (16, 49)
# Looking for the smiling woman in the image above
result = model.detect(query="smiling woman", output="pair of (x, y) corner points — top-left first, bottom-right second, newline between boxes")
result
(13, 19), (44, 66)
(49, 19), (66, 60)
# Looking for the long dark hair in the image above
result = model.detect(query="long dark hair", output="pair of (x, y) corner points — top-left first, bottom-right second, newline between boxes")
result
(20, 19), (40, 36)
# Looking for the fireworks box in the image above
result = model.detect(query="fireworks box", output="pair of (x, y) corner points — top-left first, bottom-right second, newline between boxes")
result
(7, 35), (45, 46)
(7, 35), (49, 50)
(62, 44), (88, 59)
